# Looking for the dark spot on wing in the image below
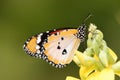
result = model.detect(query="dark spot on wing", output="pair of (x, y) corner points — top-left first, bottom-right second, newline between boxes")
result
(62, 49), (67, 55)
(61, 37), (64, 40)
(54, 33), (57, 35)
(57, 45), (61, 49)
(58, 42), (60, 44)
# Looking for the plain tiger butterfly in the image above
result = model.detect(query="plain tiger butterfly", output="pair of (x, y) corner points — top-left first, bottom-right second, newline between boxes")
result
(23, 24), (86, 68)
(23, 14), (92, 68)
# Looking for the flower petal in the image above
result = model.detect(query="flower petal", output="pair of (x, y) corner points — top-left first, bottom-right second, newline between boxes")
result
(80, 65), (96, 80)
(108, 48), (117, 62)
(66, 76), (80, 80)
(74, 51), (96, 67)
(100, 68), (114, 80)
(99, 50), (108, 67)
(86, 68), (114, 80)
(73, 55), (81, 67)
(112, 61), (120, 76)
(86, 71), (100, 80)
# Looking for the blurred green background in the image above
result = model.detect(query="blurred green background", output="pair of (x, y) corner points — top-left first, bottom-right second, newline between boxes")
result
(0, 0), (120, 80)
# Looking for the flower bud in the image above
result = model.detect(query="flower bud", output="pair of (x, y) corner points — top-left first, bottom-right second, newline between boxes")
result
(87, 38), (92, 48)
(99, 50), (108, 67)
(92, 39), (99, 54)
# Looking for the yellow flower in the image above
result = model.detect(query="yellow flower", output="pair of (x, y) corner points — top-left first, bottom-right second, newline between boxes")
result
(66, 23), (120, 80)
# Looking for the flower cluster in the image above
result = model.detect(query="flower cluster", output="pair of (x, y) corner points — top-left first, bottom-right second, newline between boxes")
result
(66, 23), (120, 80)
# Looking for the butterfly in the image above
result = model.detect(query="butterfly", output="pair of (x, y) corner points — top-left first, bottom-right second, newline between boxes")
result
(23, 24), (86, 68)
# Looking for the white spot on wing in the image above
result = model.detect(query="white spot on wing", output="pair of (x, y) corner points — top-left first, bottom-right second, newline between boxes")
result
(26, 41), (29, 44)
(46, 31), (49, 33)
(37, 36), (41, 44)
(54, 29), (56, 31)
(40, 33), (43, 36)
(37, 50), (40, 54)
(36, 45), (40, 49)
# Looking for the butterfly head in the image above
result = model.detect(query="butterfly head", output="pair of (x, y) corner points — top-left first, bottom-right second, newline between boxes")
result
(77, 24), (86, 42)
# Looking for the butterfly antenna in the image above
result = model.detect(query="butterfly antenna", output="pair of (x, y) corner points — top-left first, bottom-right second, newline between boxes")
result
(82, 13), (93, 24)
